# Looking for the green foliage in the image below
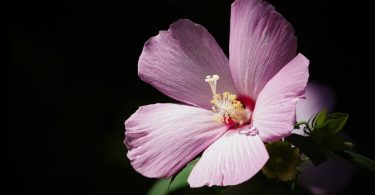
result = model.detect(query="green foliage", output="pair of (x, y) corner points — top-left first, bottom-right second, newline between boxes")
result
(310, 129), (346, 151)
(314, 111), (349, 134)
(308, 110), (350, 151)
(336, 150), (375, 172)
(293, 109), (375, 172)
(313, 109), (328, 129)
(285, 134), (327, 165)
(290, 110), (352, 164)
(147, 179), (171, 195)
(169, 158), (200, 191)
(146, 158), (200, 195)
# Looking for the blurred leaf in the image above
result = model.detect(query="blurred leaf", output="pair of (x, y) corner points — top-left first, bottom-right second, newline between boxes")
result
(310, 131), (346, 151)
(344, 141), (355, 149)
(336, 150), (375, 172)
(316, 112), (349, 134)
(146, 158), (200, 195)
(147, 179), (171, 195)
(309, 129), (324, 145)
(285, 134), (327, 165)
(324, 134), (346, 151)
(169, 158), (200, 192)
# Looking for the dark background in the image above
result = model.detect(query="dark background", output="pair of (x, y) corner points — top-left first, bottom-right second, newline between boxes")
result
(10, 0), (374, 194)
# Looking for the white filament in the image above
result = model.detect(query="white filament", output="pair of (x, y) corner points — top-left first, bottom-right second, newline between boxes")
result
(205, 75), (220, 96)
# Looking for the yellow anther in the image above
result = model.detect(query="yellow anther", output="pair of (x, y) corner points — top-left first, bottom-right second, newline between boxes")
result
(210, 92), (246, 125)
(204, 75), (249, 125)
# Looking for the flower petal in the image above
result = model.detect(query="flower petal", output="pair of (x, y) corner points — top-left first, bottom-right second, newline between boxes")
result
(139, 19), (237, 109)
(125, 103), (227, 178)
(229, 0), (297, 100)
(252, 54), (309, 142)
(188, 128), (269, 187)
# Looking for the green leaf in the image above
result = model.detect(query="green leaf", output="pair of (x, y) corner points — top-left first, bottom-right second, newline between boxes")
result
(324, 134), (346, 151)
(147, 179), (171, 195)
(313, 109), (328, 128)
(336, 150), (375, 172)
(317, 113), (349, 134)
(146, 158), (200, 195)
(310, 130), (346, 151)
(169, 158), (200, 191)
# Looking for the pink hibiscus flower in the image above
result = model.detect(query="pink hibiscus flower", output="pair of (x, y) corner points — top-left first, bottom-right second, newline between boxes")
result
(125, 0), (309, 187)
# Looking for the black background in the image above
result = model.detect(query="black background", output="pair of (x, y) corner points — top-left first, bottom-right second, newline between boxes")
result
(11, 0), (374, 194)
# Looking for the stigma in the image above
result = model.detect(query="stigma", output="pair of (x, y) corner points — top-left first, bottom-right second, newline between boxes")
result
(205, 75), (250, 126)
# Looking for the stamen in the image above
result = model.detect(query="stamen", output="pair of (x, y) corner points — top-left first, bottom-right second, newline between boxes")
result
(204, 75), (250, 126)
(205, 75), (220, 96)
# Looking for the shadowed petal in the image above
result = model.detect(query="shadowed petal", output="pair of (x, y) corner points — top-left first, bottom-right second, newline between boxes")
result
(296, 83), (335, 122)
(298, 157), (355, 194)
(188, 127), (269, 187)
(125, 103), (227, 178)
(253, 54), (309, 142)
(139, 19), (237, 109)
(229, 0), (297, 100)
(293, 83), (335, 135)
